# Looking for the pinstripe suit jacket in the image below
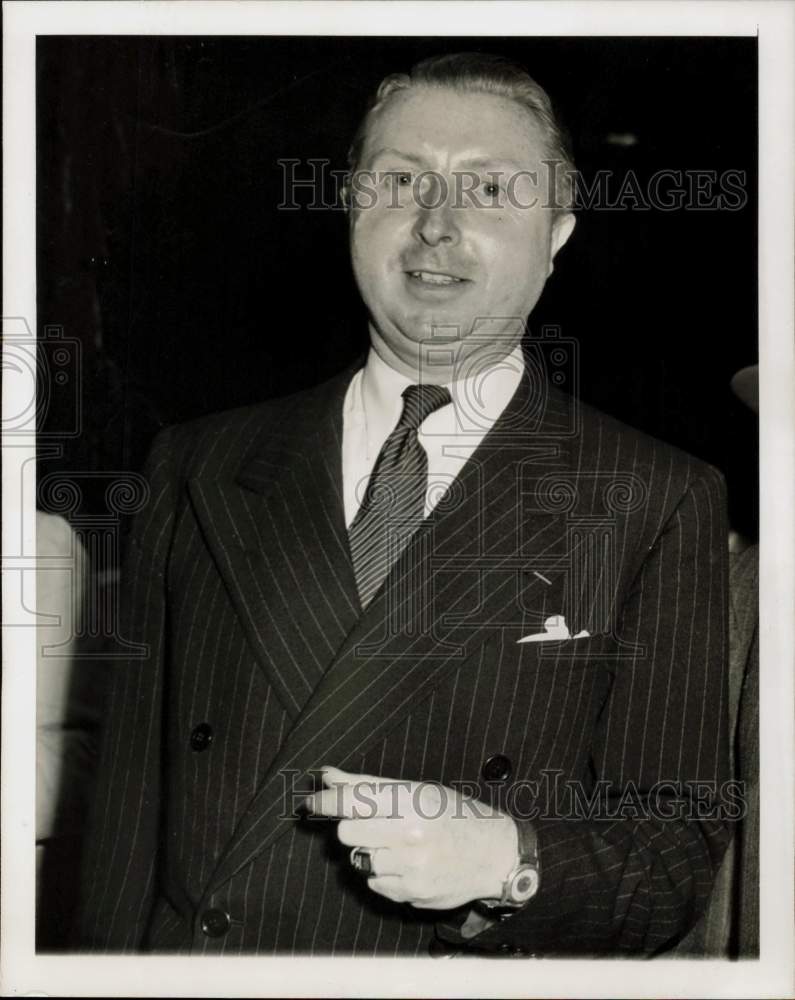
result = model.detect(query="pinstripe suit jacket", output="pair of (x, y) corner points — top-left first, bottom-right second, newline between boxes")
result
(77, 357), (731, 956)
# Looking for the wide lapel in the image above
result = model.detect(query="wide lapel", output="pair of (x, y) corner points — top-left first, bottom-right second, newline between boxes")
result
(203, 363), (579, 896)
(188, 364), (362, 720)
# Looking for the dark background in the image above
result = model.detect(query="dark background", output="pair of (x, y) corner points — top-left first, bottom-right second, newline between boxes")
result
(37, 35), (758, 536)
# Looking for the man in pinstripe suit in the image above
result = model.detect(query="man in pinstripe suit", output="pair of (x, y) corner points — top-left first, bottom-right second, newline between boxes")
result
(77, 53), (732, 957)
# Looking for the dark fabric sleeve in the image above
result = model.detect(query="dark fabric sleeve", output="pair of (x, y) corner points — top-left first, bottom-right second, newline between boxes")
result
(439, 466), (732, 956)
(73, 428), (176, 951)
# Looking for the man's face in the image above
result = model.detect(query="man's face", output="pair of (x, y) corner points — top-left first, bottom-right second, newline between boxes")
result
(349, 85), (575, 380)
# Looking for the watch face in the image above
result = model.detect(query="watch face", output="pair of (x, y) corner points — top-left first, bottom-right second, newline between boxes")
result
(509, 865), (539, 903)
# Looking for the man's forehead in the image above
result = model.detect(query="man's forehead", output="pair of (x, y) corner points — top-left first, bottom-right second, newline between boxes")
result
(361, 85), (547, 168)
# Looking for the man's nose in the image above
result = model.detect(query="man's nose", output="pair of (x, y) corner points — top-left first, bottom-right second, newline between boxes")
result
(412, 175), (460, 247)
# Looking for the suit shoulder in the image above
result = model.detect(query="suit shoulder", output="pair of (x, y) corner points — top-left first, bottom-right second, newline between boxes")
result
(156, 365), (358, 480)
(145, 400), (276, 480)
(572, 394), (726, 498)
(165, 396), (299, 479)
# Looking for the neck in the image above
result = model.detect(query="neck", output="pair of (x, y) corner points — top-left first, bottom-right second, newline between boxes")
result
(368, 327), (523, 385)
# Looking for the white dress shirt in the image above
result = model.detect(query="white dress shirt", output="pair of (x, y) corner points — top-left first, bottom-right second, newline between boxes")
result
(342, 345), (524, 528)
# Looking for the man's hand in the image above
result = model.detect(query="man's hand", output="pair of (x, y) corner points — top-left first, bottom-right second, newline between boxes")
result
(304, 766), (519, 910)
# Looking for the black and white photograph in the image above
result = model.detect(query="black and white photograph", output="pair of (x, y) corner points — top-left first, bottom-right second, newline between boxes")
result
(3, 2), (793, 997)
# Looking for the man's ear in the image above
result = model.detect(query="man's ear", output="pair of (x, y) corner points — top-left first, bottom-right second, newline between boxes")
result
(548, 211), (576, 274)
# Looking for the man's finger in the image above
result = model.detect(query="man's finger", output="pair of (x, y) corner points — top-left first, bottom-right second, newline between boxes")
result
(305, 784), (373, 818)
(321, 765), (392, 787)
(307, 771), (411, 817)
(306, 782), (401, 818)
(337, 816), (416, 848)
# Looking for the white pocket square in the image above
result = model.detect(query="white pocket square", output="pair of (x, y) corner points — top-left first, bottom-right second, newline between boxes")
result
(517, 615), (590, 643)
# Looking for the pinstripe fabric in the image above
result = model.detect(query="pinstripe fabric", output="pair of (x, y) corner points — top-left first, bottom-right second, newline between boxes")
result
(349, 383), (452, 608)
(76, 356), (730, 956)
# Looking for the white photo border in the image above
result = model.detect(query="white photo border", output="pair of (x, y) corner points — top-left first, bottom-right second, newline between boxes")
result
(3, 2), (793, 997)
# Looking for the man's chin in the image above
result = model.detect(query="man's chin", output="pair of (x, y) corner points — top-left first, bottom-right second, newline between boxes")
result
(394, 313), (472, 346)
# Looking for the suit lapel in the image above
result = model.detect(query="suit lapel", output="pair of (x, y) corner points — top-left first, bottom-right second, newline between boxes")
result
(203, 365), (578, 896)
(188, 365), (361, 719)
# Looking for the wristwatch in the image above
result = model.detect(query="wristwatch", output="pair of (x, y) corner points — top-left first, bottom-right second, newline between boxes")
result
(479, 821), (540, 913)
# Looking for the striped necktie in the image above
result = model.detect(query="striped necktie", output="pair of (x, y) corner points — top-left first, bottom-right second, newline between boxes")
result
(348, 383), (452, 610)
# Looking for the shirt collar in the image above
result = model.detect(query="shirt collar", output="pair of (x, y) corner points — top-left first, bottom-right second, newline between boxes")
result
(359, 344), (525, 453)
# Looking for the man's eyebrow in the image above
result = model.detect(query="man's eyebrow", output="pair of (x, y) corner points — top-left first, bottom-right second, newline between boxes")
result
(457, 156), (532, 173)
(365, 147), (427, 168)
(361, 149), (534, 174)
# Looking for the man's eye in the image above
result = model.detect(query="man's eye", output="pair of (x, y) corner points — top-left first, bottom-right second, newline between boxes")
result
(386, 172), (412, 187)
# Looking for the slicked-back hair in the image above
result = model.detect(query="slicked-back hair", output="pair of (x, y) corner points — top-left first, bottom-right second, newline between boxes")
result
(347, 52), (575, 211)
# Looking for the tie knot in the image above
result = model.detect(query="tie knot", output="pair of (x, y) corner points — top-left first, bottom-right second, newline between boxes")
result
(397, 383), (452, 432)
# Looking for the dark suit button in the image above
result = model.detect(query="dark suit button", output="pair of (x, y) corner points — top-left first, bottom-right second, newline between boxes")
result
(482, 753), (512, 782)
(190, 723), (214, 752)
(200, 907), (230, 937)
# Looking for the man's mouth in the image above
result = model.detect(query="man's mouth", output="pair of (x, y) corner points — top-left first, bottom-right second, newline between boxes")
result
(407, 270), (467, 286)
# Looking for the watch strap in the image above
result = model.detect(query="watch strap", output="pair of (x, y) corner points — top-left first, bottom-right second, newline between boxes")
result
(516, 818), (539, 868)
(480, 820), (540, 912)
